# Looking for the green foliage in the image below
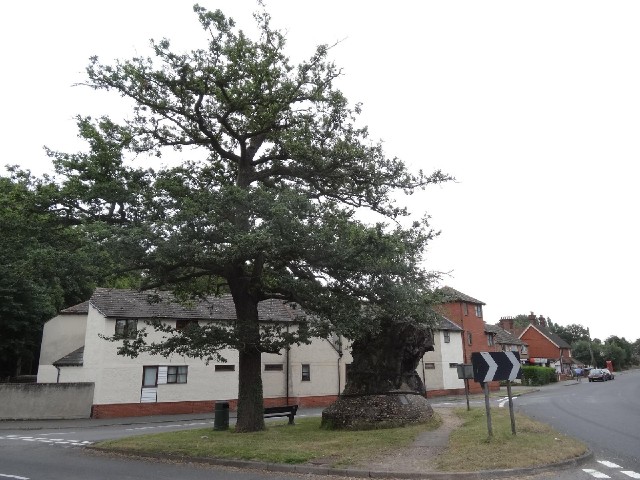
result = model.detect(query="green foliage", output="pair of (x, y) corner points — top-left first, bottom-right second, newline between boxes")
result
(550, 323), (590, 346)
(520, 366), (557, 386)
(0, 171), (110, 377)
(46, 5), (450, 430)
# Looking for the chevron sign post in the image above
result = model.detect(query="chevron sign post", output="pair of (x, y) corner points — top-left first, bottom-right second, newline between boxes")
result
(471, 351), (521, 382)
(471, 351), (522, 437)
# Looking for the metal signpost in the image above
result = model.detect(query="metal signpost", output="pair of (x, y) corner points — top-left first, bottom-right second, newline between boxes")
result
(471, 351), (521, 437)
(456, 364), (474, 411)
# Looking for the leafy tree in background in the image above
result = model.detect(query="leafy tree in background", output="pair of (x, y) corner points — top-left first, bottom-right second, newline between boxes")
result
(0, 171), (106, 378)
(550, 323), (590, 346)
(48, 6), (449, 432)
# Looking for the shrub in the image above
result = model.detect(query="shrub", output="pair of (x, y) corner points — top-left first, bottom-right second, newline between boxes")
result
(521, 366), (556, 385)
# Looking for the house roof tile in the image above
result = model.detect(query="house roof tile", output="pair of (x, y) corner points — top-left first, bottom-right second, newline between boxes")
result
(437, 286), (485, 305)
(435, 314), (463, 331)
(53, 346), (84, 367)
(60, 301), (90, 314)
(485, 324), (527, 346)
(89, 288), (306, 323)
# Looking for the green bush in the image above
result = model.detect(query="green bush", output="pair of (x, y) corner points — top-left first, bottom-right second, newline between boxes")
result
(521, 366), (557, 385)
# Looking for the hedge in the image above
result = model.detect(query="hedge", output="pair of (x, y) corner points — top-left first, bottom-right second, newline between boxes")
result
(521, 366), (557, 385)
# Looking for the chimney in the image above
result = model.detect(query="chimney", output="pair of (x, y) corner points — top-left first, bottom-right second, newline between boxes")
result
(499, 316), (514, 333)
(538, 315), (546, 328)
(528, 312), (537, 326)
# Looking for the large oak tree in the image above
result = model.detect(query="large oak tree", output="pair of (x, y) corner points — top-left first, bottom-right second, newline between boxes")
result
(49, 5), (449, 431)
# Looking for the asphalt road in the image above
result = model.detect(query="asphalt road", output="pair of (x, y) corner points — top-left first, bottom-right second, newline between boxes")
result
(1, 372), (638, 480)
(515, 368), (640, 478)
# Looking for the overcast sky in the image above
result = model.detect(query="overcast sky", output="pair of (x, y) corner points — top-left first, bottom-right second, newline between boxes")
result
(2, 1), (639, 343)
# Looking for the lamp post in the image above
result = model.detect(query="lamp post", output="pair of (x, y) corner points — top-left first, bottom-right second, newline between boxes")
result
(587, 327), (596, 367)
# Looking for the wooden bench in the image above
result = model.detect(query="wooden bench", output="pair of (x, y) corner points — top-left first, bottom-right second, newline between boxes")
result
(263, 405), (298, 424)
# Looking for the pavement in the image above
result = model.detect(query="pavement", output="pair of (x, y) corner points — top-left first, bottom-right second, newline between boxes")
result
(0, 381), (594, 479)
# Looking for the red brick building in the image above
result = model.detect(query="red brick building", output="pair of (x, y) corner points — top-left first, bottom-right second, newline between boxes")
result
(436, 286), (500, 392)
(518, 316), (572, 376)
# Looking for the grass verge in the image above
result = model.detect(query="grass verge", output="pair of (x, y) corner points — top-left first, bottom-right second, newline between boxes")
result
(435, 408), (588, 471)
(96, 415), (441, 466)
(95, 408), (587, 472)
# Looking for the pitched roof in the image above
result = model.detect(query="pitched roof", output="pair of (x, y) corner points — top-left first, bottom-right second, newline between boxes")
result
(520, 324), (571, 349)
(437, 286), (485, 305)
(485, 324), (526, 346)
(435, 314), (463, 331)
(88, 288), (306, 323)
(60, 301), (90, 315)
(53, 346), (84, 367)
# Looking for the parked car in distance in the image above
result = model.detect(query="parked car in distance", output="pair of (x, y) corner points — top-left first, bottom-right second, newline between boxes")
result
(602, 368), (614, 380)
(588, 368), (608, 382)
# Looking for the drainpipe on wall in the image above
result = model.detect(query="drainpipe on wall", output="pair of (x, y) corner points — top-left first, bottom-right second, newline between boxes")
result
(337, 351), (343, 396)
(55, 366), (61, 383)
(286, 324), (290, 405)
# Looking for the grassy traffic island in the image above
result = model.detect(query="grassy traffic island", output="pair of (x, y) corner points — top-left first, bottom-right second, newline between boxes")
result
(93, 408), (588, 473)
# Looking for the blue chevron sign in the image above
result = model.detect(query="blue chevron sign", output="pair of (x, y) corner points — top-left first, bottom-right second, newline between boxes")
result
(471, 351), (522, 383)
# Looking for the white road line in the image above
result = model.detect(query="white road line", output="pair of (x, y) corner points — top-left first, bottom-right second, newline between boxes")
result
(598, 460), (621, 468)
(583, 469), (611, 478)
(621, 471), (640, 479)
(0, 474), (30, 480)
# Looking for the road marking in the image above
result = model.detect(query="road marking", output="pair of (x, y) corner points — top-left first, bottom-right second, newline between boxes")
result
(621, 472), (640, 479)
(498, 397), (517, 408)
(583, 469), (611, 478)
(598, 460), (621, 468)
(0, 435), (91, 446)
(0, 474), (30, 480)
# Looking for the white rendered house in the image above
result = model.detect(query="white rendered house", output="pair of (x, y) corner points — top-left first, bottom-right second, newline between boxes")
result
(38, 288), (465, 417)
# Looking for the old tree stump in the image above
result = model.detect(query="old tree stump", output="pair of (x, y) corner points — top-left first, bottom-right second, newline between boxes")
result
(321, 318), (435, 429)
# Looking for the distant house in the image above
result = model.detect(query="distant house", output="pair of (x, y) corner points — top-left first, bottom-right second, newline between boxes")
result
(422, 314), (465, 397)
(485, 323), (528, 359)
(38, 288), (467, 418)
(518, 316), (573, 376)
(435, 286), (499, 392)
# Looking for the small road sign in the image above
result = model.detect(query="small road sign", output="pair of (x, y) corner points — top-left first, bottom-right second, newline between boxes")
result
(471, 351), (521, 383)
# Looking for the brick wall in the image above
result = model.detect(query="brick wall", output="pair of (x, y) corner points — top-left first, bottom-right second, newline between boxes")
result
(520, 327), (561, 359)
(91, 395), (340, 419)
(436, 302), (499, 363)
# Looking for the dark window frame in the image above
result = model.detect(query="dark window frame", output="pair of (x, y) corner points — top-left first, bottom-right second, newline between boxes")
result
(167, 365), (188, 384)
(488, 334), (495, 347)
(115, 319), (138, 338)
(475, 305), (483, 317)
(142, 365), (158, 387)
(467, 332), (473, 345)
(424, 362), (436, 369)
(215, 364), (235, 372)
(176, 319), (198, 331)
(443, 331), (451, 343)
(301, 364), (311, 381)
(264, 364), (284, 372)
(463, 303), (468, 316)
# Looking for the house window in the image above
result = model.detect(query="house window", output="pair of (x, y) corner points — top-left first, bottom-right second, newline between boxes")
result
(475, 305), (483, 317)
(463, 303), (468, 315)
(467, 332), (473, 345)
(449, 363), (458, 368)
(265, 364), (284, 371)
(215, 364), (235, 372)
(488, 334), (495, 347)
(115, 319), (137, 338)
(521, 345), (528, 354)
(443, 331), (451, 343)
(142, 366), (158, 387)
(301, 364), (311, 381)
(176, 320), (198, 331)
(167, 365), (188, 384)
(424, 363), (436, 369)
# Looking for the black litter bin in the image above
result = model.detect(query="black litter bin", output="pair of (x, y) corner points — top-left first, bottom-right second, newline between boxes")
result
(213, 401), (229, 431)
